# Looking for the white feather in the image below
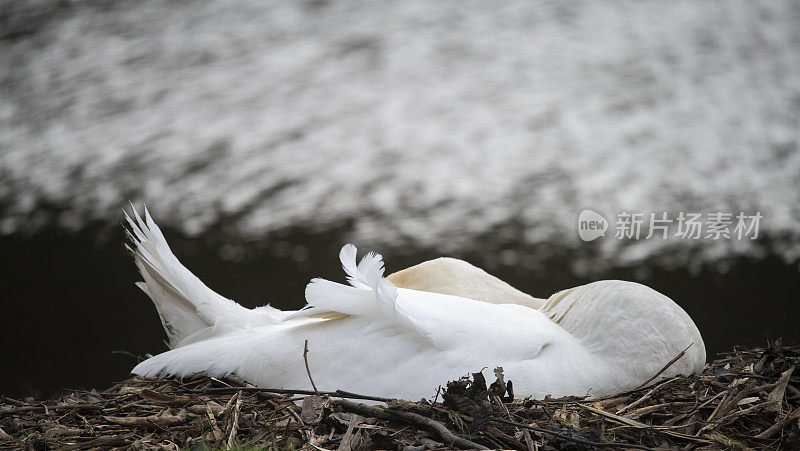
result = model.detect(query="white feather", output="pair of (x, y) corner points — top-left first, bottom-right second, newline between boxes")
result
(285, 244), (397, 321)
(124, 205), (281, 348)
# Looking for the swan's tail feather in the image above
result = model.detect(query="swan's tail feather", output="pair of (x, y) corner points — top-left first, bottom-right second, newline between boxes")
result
(124, 205), (252, 348)
(285, 244), (398, 320)
(131, 333), (250, 380)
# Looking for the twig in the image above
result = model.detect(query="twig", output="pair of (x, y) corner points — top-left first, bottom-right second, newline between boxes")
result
(693, 389), (726, 411)
(103, 410), (187, 428)
(636, 342), (694, 390)
(338, 414), (358, 451)
(617, 377), (678, 414)
(186, 386), (393, 403)
(226, 393), (242, 449)
(624, 401), (696, 419)
(221, 391), (240, 417)
(697, 378), (757, 435)
(334, 399), (488, 450)
(581, 405), (711, 444)
(285, 404), (305, 426)
(206, 403), (224, 441)
(754, 406), (800, 439)
(0, 403), (103, 417)
(329, 389), (388, 402)
(766, 365), (795, 413)
(0, 397), (26, 406)
(223, 373), (255, 388)
(429, 385), (441, 415)
(490, 417), (656, 450)
(303, 339), (320, 395)
(59, 433), (135, 450)
(110, 350), (145, 362)
(522, 429), (536, 451)
(210, 377), (233, 388)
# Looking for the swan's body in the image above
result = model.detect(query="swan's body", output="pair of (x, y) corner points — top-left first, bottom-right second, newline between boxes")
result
(125, 207), (705, 401)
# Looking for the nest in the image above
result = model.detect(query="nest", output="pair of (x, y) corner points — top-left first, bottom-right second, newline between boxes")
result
(1, 338), (798, 450)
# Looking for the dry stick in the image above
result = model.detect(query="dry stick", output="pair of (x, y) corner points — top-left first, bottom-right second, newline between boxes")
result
(338, 414), (358, 451)
(663, 389), (721, 428)
(581, 404), (713, 445)
(331, 389), (391, 402)
(693, 389), (726, 412)
(754, 406), (800, 440)
(104, 411), (187, 428)
(492, 395), (534, 451)
(210, 377), (233, 388)
(288, 397), (321, 445)
(766, 365), (795, 412)
(490, 417), (656, 451)
(206, 403), (224, 441)
(45, 427), (90, 439)
(0, 396), (26, 406)
(60, 433), (135, 451)
(635, 342), (694, 390)
(484, 424), (528, 450)
(221, 391), (240, 417)
(303, 339), (320, 396)
(429, 385), (442, 415)
(624, 401), (696, 420)
(0, 403), (103, 417)
(521, 429), (536, 451)
(188, 386), (393, 403)
(334, 399), (488, 450)
(223, 373), (254, 388)
(617, 377), (679, 415)
(697, 378), (757, 436)
(714, 400), (769, 423)
(591, 367), (686, 405)
(227, 393), (242, 449)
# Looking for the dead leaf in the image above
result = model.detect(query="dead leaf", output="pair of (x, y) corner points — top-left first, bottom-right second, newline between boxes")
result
(300, 395), (328, 425)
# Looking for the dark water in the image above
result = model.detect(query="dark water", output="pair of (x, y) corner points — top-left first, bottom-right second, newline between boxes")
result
(1, 219), (798, 399)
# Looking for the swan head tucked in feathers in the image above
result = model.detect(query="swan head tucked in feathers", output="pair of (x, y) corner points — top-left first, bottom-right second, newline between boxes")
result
(540, 281), (706, 383)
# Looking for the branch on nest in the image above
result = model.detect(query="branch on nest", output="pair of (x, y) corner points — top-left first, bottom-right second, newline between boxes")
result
(334, 399), (489, 450)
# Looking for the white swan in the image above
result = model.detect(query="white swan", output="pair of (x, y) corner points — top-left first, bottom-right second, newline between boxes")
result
(125, 207), (705, 401)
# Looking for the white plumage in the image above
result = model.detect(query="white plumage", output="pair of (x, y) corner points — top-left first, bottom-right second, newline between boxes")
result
(125, 207), (706, 401)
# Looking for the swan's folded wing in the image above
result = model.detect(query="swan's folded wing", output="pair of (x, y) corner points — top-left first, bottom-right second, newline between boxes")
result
(394, 288), (554, 357)
(285, 244), (551, 357)
(290, 277), (465, 350)
(133, 315), (327, 380)
(131, 327), (296, 381)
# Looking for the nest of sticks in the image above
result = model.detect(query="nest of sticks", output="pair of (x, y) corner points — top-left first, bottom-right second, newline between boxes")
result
(1, 338), (798, 450)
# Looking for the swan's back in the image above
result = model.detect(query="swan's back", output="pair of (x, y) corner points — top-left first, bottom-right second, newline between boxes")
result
(388, 257), (545, 309)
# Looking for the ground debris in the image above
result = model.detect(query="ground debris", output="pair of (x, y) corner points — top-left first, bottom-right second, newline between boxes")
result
(1, 339), (799, 450)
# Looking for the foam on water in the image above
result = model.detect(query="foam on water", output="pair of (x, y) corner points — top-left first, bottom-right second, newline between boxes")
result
(1, 1), (799, 271)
